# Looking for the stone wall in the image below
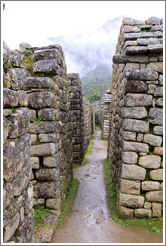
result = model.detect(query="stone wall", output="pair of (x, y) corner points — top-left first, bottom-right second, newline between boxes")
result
(83, 98), (94, 154)
(3, 42), (34, 243)
(26, 45), (73, 216)
(108, 17), (163, 218)
(68, 73), (84, 164)
(102, 90), (112, 139)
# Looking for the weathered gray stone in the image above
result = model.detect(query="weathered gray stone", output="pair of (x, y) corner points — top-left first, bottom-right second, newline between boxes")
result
(144, 134), (162, 146)
(147, 62), (163, 73)
(31, 134), (37, 145)
(159, 75), (163, 85)
(148, 44), (163, 53)
(25, 77), (54, 89)
(38, 133), (57, 143)
(7, 68), (27, 90)
(119, 193), (144, 208)
(146, 191), (163, 202)
(125, 93), (152, 106)
(11, 50), (23, 68)
(68, 73), (80, 79)
(153, 147), (163, 155)
(34, 48), (62, 63)
(35, 168), (60, 181)
(153, 126), (163, 136)
(144, 202), (151, 209)
(19, 133), (31, 164)
(3, 196), (23, 227)
(127, 55), (149, 63)
(120, 179), (140, 194)
(3, 42), (12, 68)
(19, 42), (31, 53)
(123, 107), (147, 119)
(33, 182), (61, 198)
(43, 154), (60, 168)
(123, 131), (136, 141)
(142, 181), (160, 191)
(135, 209), (151, 218)
(152, 203), (162, 217)
(29, 121), (57, 134)
(33, 59), (59, 74)
(122, 17), (145, 26)
(123, 140), (149, 152)
(23, 183), (33, 214)
(148, 108), (163, 125)
(137, 133), (144, 142)
(147, 84), (157, 94)
(27, 92), (56, 109)
(30, 157), (39, 169)
(146, 16), (161, 25)
(14, 210), (34, 243)
(139, 155), (161, 169)
(12, 162), (32, 196)
(123, 119), (149, 133)
(3, 117), (9, 143)
(126, 69), (158, 81)
(46, 198), (61, 210)
(8, 108), (29, 138)
(38, 108), (59, 121)
(125, 46), (147, 55)
(31, 143), (58, 156)
(4, 213), (20, 243)
(154, 87), (163, 97)
(125, 80), (147, 93)
(18, 90), (28, 107)
(123, 25), (140, 33)
(122, 151), (138, 164)
(122, 164), (146, 180)
(33, 198), (45, 207)
(3, 183), (14, 210)
(119, 206), (134, 218)
(149, 169), (163, 181)
(155, 98), (163, 107)
(3, 88), (18, 107)
(29, 110), (36, 122)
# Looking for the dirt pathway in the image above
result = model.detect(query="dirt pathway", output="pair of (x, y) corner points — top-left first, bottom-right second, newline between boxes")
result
(51, 128), (163, 243)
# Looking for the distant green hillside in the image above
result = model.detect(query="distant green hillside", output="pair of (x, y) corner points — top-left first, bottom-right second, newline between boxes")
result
(81, 64), (112, 103)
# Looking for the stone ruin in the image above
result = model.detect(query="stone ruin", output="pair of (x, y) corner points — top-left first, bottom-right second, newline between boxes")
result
(108, 16), (163, 218)
(3, 43), (94, 243)
(3, 15), (163, 243)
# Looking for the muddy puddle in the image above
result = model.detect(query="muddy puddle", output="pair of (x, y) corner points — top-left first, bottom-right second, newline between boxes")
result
(51, 128), (163, 243)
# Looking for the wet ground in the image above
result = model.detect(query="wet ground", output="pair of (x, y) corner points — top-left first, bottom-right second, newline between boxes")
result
(51, 128), (163, 243)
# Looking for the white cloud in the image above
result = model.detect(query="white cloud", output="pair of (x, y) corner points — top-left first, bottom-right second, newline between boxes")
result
(1, 1), (164, 49)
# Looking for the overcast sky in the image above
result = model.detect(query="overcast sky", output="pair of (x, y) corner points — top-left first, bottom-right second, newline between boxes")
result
(2, 1), (165, 50)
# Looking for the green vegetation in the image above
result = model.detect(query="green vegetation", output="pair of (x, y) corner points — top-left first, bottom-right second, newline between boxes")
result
(34, 206), (54, 227)
(57, 178), (79, 228)
(86, 148), (92, 155)
(34, 117), (43, 124)
(81, 64), (112, 103)
(23, 50), (35, 75)
(104, 158), (163, 234)
(88, 140), (94, 147)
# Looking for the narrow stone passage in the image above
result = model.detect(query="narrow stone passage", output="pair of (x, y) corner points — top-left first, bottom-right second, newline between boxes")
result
(51, 128), (162, 243)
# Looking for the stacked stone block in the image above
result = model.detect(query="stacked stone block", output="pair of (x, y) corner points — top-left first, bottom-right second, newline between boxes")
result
(108, 17), (163, 218)
(3, 42), (34, 243)
(68, 73), (84, 164)
(25, 45), (73, 215)
(83, 98), (94, 154)
(102, 90), (112, 139)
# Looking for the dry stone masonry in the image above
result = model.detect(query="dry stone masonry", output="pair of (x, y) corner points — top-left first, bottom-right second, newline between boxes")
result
(68, 73), (84, 164)
(108, 17), (163, 219)
(83, 98), (94, 154)
(3, 42), (94, 243)
(3, 42), (34, 243)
